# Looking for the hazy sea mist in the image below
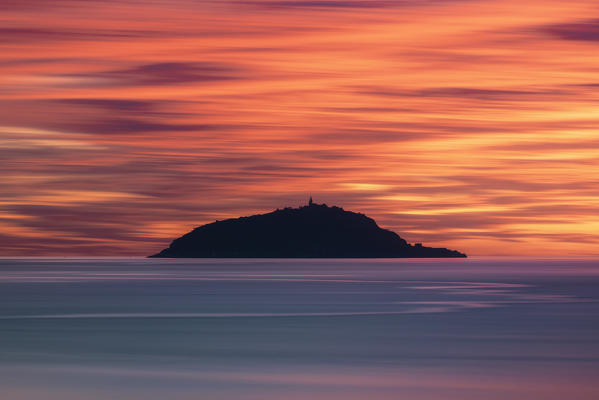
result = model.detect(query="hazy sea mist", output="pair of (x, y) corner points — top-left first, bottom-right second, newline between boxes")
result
(1, 258), (598, 399)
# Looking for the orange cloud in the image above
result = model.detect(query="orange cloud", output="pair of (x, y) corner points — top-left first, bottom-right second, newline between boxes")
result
(1, 0), (599, 256)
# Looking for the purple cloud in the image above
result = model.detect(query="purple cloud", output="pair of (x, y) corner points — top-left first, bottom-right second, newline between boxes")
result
(543, 19), (599, 42)
(0, 27), (155, 43)
(238, 0), (395, 8)
(57, 62), (243, 87)
(54, 98), (156, 113)
(358, 86), (567, 101)
(235, 0), (464, 9)
(105, 62), (241, 85)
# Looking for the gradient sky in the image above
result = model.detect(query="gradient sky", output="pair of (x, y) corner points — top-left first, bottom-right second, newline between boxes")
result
(2, 0), (599, 256)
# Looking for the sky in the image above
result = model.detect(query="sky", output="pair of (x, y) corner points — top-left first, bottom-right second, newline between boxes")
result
(2, 0), (599, 256)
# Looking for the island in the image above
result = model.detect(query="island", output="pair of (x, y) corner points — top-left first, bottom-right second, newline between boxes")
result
(150, 199), (466, 258)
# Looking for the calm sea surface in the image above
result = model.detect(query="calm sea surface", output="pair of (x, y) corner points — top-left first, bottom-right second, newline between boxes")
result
(1, 257), (598, 400)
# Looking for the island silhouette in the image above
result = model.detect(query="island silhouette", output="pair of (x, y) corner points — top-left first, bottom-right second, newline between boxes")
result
(150, 198), (466, 258)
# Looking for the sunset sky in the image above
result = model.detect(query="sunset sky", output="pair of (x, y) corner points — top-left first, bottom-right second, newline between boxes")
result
(2, 0), (599, 256)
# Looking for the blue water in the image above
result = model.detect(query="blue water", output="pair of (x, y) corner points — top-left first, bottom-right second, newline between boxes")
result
(1, 258), (598, 399)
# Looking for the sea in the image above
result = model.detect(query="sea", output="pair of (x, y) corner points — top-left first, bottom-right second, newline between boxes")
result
(1, 257), (598, 400)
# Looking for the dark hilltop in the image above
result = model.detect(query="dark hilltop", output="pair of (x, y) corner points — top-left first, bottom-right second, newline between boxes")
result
(150, 199), (466, 258)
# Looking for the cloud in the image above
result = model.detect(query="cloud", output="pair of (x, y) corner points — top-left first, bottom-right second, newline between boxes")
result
(307, 128), (425, 144)
(3, 0), (599, 256)
(237, 1), (395, 9)
(57, 119), (227, 135)
(54, 98), (157, 113)
(0, 99), (217, 136)
(53, 62), (243, 88)
(99, 62), (241, 86)
(0, 0), (88, 10)
(0, 27), (155, 43)
(357, 86), (568, 101)
(0, 57), (91, 67)
(235, 0), (465, 10)
(542, 19), (599, 42)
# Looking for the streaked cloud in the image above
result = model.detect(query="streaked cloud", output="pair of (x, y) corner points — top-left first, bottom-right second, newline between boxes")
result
(236, 0), (468, 10)
(87, 62), (243, 86)
(1, 0), (599, 256)
(0, 27), (156, 43)
(236, 1), (398, 9)
(542, 18), (599, 42)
